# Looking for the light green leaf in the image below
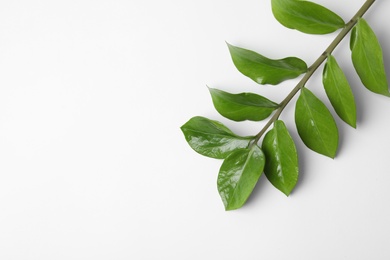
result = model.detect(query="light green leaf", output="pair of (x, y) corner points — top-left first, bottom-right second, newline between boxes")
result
(217, 145), (265, 211)
(262, 120), (299, 196)
(271, 0), (345, 34)
(323, 55), (357, 128)
(180, 116), (253, 159)
(208, 88), (279, 122)
(351, 18), (389, 97)
(295, 88), (339, 158)
(227, 43), (307, 85)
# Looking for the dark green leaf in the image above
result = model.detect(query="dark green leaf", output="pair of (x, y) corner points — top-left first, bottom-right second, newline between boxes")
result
(351, 18), (389, 97)
(262, 120), (298, 196)
(271, 0), (345, 34)
(323, 55), (357, 128)
(227, 43), (307, 85)
(180, 116), (253, 159)
(217, 145), (265, 210)
(208, 88), (279, 122)
(295, 88), (339, 158)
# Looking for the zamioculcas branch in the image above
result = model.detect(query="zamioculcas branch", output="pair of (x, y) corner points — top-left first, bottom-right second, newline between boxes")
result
(181, 0), (387, 211)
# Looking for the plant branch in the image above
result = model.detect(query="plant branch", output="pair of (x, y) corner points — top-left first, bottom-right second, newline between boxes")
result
(253, 0), (376, 145)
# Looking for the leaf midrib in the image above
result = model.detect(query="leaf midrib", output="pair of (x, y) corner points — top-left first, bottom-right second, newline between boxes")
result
(273, 128), (285, 183)
(227, 148), (255, 208)
(301, 91), (331, 156)
(237, 52), (305, 73)
(327, 61), (354, 124)
(183, 127), (252, 141)
(355, 28), (384, 90)
(255, 59), (305, 73)
(215, 94), (279, 109)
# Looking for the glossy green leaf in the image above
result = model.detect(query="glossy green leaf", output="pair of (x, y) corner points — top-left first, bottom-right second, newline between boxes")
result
(217, 145), (265, 211)
(180, 116), (253, 159)
(295, 88), (339, 158)
(351, 18), (389, 97)
(262, 120), (298, 196)
(323, 55), (357, 128)
(208, 88), (279, 122)
(227, 43), (307, 85)
(271, 0), (345, 34)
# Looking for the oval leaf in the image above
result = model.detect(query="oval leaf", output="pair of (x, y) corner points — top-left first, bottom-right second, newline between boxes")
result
(323, 55), (357, 128)
(295, 88), (339, 158)
(227, 43), (307, 85)
(217, 145), (265, 211)
(262, 120), (298, 196)
(209, 88), (280, 122)
(180, 116), (253, 159)
(271, 0), (345, 34)
(351, 18), (389, 97)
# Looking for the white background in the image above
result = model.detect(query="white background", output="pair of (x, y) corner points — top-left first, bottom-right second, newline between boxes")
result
(0, 0), (390, 259)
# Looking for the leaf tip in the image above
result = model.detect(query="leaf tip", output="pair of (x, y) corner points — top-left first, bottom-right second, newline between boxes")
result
(224, 204), (240, 211)
(279, 186), (294, 197)
(324, 148), (337, 159)
(346, 119), (357, 129)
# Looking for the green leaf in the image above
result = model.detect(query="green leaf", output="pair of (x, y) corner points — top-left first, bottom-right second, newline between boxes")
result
(180, 116), (253, 159)
(351, 18), (389, 97)
(208, 88), (279, 122)
(262, 120), (299, 196)
(217, 145), (265, 210)
(227, 43), (307, 85)
(271, 0), (345, 34)
(323, 55), (357, 128)
(295, 88), (339, 158)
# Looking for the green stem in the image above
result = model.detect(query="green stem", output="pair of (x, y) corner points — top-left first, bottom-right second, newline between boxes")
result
(252, 0), (376, 145)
